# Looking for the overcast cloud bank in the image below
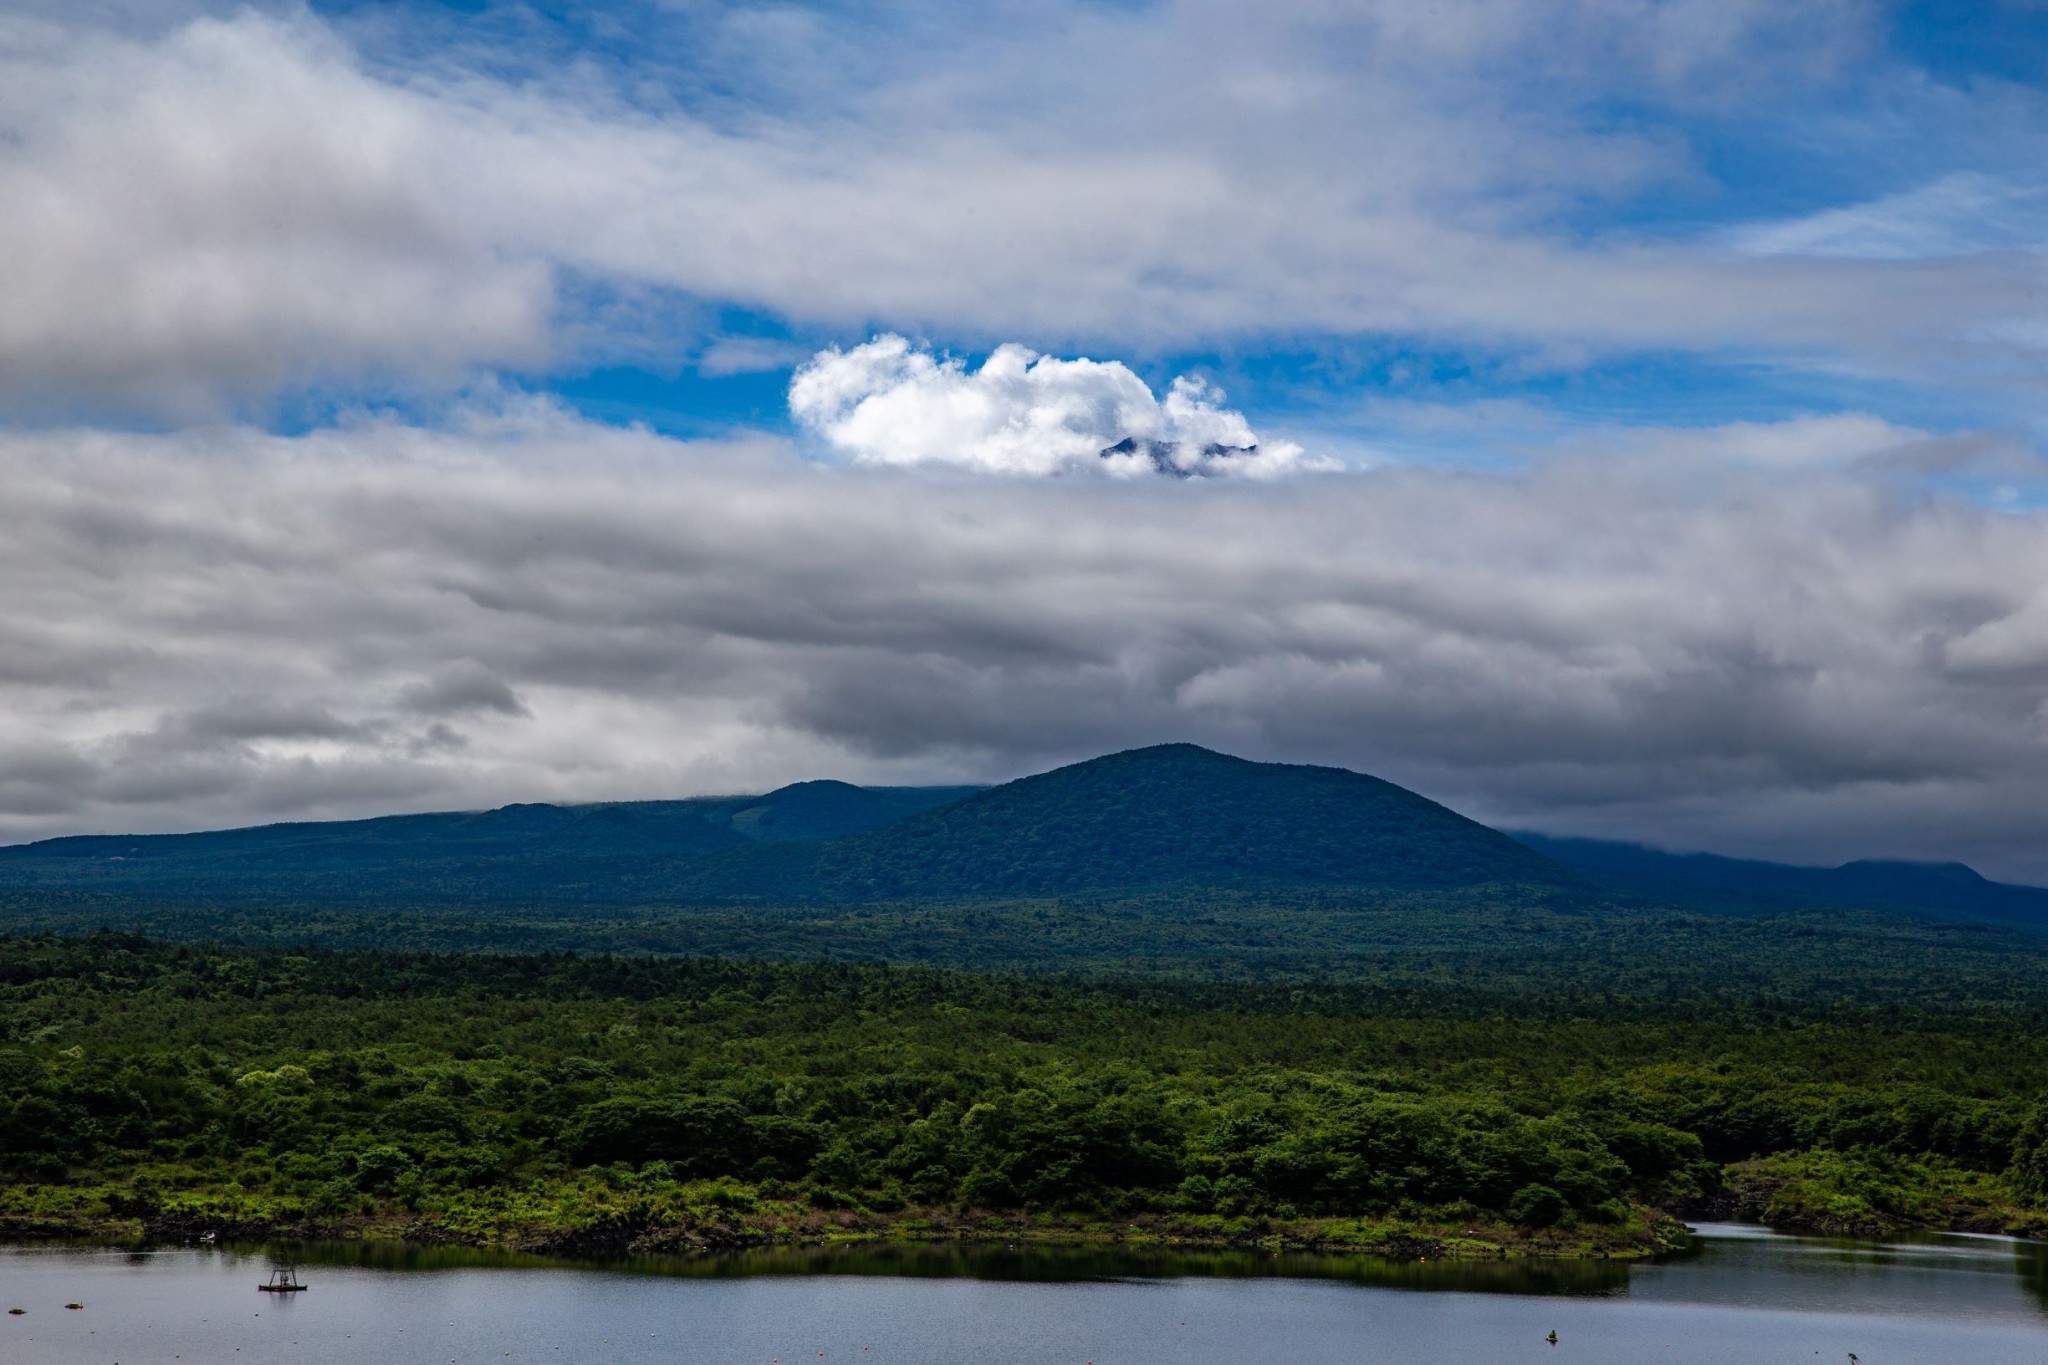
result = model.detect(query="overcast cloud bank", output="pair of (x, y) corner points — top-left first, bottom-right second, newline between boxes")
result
(6, 410), (2048, 878)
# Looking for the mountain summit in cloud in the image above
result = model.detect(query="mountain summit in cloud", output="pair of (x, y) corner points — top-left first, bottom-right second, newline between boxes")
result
(789, 335), (1321, 477)
(1096, 436), (1274, 477)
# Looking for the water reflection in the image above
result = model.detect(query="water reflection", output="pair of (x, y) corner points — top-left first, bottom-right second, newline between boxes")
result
(8, 1227), (2048, 1365)
(244, 1222), (2048, 1319)
(1627, 1223), (2048, 1325)
(64, 1222), (2048, 1318)
(2019, 1237), (2048, 1309)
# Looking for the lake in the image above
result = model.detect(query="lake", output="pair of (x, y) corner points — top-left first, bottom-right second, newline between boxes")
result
(4, 1223), (2047, 1364)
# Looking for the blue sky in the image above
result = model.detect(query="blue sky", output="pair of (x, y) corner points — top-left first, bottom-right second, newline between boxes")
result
(6, 1), (2048, 874)
(11, 0), (2047, 461)
(262, 0), (2048, 463)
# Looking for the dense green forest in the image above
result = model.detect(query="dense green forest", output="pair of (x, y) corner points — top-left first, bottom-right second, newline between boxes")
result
(11, 885), (2048, 1007)
(6, 932), (2048, 1258)
(8, 748), (2048, 1259)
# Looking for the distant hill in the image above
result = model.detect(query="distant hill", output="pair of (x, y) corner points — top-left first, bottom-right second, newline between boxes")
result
(676, 781), (985, 843)
(2, 802), (744, 869)
(693, 743), (1575, 901)
(1514, 833), (2048, 931)
(17, 745), (2048, 953)
(0, 780), (980, 901)
(14, 747), (2048, 977)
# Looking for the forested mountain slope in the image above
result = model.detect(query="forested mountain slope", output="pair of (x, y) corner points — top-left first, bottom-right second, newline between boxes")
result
(0, 746), (1567, 906)
(700, 743), (1573, 900)
(1518, 834), (2048, 932)
(10, 747), (2048, 969)
(0, 780), (980, 901)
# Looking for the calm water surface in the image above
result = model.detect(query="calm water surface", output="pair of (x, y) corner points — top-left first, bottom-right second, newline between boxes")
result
(5, 1224), (2047, 1364)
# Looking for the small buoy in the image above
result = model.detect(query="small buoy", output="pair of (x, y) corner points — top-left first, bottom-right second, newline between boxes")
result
(1547, 1329), (1559, 1345)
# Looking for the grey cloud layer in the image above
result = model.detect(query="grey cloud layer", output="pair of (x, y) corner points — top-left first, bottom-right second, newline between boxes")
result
(6, 412), (2048, 877)
(1, 5), (2041, 416)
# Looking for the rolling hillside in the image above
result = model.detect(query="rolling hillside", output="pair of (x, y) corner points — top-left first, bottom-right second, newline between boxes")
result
(10, 746), (2048, 974)
(1516, 833), (2048, 932)
(0, 745), (1570, 907)
(678, 781), (985, 843)
(0, 780), (979, 901)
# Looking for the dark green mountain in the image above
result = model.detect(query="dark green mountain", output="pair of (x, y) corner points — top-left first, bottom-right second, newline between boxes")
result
(15, 747), (2046, 947)
(0, 745), (1564, 907)
(0, 780), (980, 901)
(692, 743), (1574, 901)
(674, 781), (986, 843)
(1515, 832), (2048, 931)
(14, 746), (2048, 977)
(0, 801), (737, 868)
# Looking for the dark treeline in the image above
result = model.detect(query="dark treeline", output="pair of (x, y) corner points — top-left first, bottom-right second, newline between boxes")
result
(5, 932), (2048, 1244)
(13, 882), (2048, 1013)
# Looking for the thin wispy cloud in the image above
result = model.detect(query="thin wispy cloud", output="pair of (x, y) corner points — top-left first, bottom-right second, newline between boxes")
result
(0, 6), (2042, 419)
(1731, 173), (2048, 261)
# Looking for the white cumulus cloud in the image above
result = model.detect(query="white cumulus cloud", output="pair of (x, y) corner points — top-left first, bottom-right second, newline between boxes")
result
(788, 336), (1321, 477)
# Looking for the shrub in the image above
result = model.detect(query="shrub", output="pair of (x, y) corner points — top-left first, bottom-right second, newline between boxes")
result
(1507, 1183), (1568, 1227)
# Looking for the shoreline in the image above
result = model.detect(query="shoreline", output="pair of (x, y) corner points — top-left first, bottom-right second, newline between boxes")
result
(8, 1199), (2040, 1266)
(0, 1204), (1695, 1263)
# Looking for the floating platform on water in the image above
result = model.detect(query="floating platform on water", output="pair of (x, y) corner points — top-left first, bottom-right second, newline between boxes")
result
(258, 1269), (307, 1293)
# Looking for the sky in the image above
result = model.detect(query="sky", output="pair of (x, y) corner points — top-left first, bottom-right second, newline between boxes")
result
(5, 1), (2048, 877)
